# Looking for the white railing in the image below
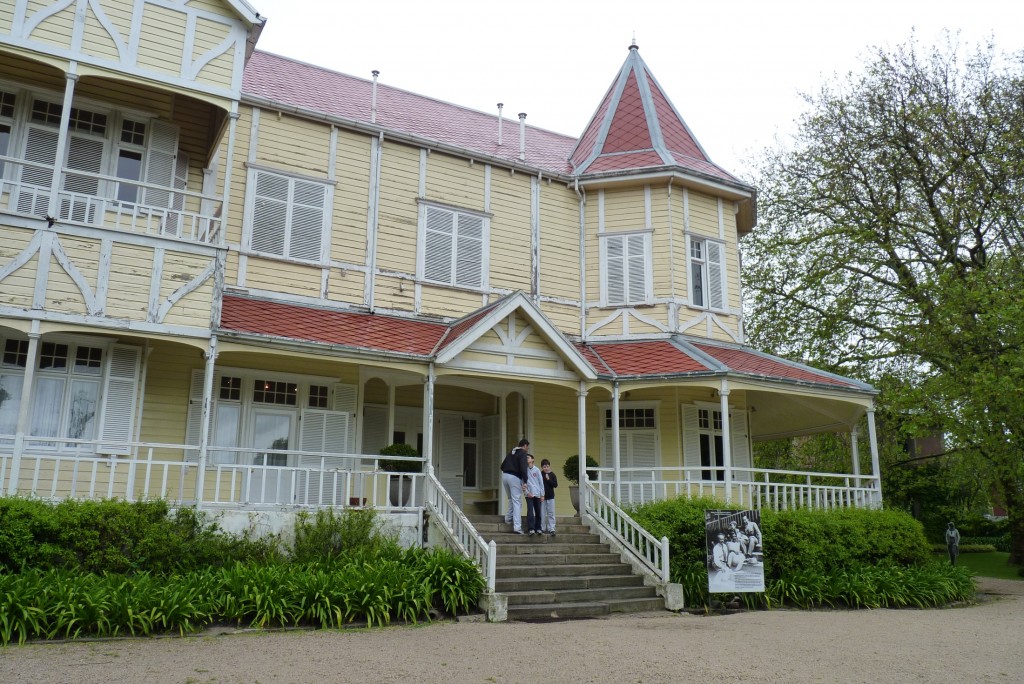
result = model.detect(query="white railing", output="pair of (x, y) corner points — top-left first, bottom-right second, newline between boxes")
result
(584, 477), (669, 583)
(591, 466), (882, 511)
(0, 438), (425, 512)
(0, 154), (223, 244)
(424, 468), (496, 593)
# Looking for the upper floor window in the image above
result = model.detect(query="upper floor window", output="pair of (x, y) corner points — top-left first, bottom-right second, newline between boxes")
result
(245, 168), (330, 263)
(418, 203), (488, 289)
(600, 232), (651, 305)
(689, 236), (726, 310)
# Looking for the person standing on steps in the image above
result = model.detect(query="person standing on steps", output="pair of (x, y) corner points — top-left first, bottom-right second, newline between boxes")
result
(540, 458), (558, 536)
(524, 454), (545, 535)
(500, 439), (530, 534)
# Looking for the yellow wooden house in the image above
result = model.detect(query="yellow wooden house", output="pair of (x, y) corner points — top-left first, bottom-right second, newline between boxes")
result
(0, 0), (881, 556)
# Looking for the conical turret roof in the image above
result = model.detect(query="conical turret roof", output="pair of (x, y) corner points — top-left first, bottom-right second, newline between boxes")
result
(570, 43), (738, 184)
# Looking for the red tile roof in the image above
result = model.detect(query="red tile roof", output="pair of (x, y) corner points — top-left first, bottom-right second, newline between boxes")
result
(243, 51), (578, 174)
(579, 340), (708, 376)
(219, 296), (447, 356)
(692, 343), (859, 388)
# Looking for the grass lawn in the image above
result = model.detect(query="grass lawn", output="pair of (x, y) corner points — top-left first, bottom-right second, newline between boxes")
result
(953, 552), (1023, 580)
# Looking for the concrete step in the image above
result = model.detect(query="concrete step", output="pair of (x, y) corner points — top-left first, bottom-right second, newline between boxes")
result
(468, 514), (582, 525)
(496, 552), (622, 567)
(473, 522), (592, 535)
(495, 574), (645, 593)
(494, 563), (628, 578)
(507, 601), (610, 620)
(504, 585), (658, 606)
(488, 532), (600, 544)
(492, 542), (609, 556)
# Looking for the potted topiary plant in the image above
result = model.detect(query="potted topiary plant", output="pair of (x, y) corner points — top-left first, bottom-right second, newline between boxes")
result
(379, 443), (422, 506)
(563, 454), (599, 514)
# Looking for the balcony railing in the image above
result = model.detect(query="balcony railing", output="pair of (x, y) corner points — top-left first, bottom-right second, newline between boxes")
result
(0, 437), (425, 512)
(0, 154), (223, 244)
(591, 466), (882, 511)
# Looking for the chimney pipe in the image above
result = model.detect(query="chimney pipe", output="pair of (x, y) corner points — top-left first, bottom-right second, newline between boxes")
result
(518, 112), (526, 161)
(371, 70), (380, 124)
(497, 103), (504, 146)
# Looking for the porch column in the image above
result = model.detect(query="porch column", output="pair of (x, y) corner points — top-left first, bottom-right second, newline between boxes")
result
(719, 379), (732, 504)
(850, 425), (861, 485)
(612, 381), (621, 502)
(386, 383), (396, 445)
(498, 393), (507, 514)
(422, 364), (435, 476)
(866, 406), (882, 504)
(194, 336), (218, 509)
(47, 69), (78, 219)
(7, 328), (41, 496)
(577, 382), (587, 514)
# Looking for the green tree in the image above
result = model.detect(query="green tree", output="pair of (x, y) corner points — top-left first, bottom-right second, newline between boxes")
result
(742, 35), (1024, 564)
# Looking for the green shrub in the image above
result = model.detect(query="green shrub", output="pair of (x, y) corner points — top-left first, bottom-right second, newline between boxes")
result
(562, 455), (599, 485)
(291, 508), (392, 563)
(378, 442), (423, 473)
(930, 542), (997, 554)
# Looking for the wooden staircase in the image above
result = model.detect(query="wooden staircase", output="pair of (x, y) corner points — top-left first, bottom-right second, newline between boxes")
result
(468, 514), (665, 620)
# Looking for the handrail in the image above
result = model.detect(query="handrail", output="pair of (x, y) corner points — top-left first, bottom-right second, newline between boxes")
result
(423, 468), (496, 593)
(583, 478), (669, 583)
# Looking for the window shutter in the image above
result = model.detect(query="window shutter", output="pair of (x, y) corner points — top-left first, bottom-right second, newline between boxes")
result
(63, 135), (104, 195)
(730, 410), (751, 478)
(626, 234), (648, 303)
(251, 171), (288, 256)
(332, 383), (358, 452)
(603, 236), (625, 304)
(184, 368), (214, 462)
(682, 405), (701, 471)
(18, 126), (58, 214)
(298, 409), (351, 504)
(437, 415), (463, 506)
(361, 405), (388, 459)
(288, 179), (325, 261)
(163, 150), (189, 237)
(97, 345), (141, 455)
(423, 206), (454, 283)
(707, 241), (724, 309)
(454, 213), (483, 287)
(479, 414), (500, 489)
(627, 431), (658, 502)
(142, 120), (178, 209)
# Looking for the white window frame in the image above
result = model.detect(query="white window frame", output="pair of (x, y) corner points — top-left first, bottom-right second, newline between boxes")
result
(687, 235), (727, 310)
(416, 202), (490, 290)
(598, 401), (661, 468)
(243, 166), (332, 264)
(694, 401), (725, 482)
(599, 231), (653, 306)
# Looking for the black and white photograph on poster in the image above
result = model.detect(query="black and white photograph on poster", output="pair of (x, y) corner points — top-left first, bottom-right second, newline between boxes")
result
(705, 509), (765, 593)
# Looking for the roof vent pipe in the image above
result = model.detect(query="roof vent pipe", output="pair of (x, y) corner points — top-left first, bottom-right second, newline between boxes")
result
(371, 70), (380, 124)
(518, 112), (526, 161)
(497, 103), (504, 146)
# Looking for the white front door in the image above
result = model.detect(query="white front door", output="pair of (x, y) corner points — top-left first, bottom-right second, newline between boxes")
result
(248, 409), (296, 504)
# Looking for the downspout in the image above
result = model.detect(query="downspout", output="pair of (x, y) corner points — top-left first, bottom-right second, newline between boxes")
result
(577, 382), (588, 514)
(612, 381), (621, 502)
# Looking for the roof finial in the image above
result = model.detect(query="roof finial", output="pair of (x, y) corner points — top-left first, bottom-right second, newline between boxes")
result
(629, 33), (638, 51)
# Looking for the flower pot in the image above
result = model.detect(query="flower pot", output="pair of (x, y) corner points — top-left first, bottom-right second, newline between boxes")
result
(569, 485), (580, 514)
(389, 476), (412, 507)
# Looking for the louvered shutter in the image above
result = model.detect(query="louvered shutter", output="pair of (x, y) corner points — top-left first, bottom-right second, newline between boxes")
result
(289, 179), (325, 261)
(97, 345), (141, 455)
(479, 414), (500, 490)
(627, 431), (658, 503)
(424, 206), (453, 283)
(332, 383), (358, 452)
(361, 405), (388, 459)
(142, 120), (177, 210)
(626, 234), (648, 303)
(682, 405), (701, 473)
(18, 126), (58, 214)
(60, 134), (104, 223)
(252, 171), (288, 256)
(437, 415), (463, 507)
(707, 241), (724, 309)
(163, 150), (189, 237)
(730, 410), (751, 479)
(604, 236), (625, 304)
(454, 213), (483, 287)
(298, 409), (351, 505)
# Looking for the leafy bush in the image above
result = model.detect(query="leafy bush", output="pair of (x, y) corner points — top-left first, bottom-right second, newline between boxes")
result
(0, 498), (281, 575)
(292, 508), (393, 563)
(0, 547), (486, 645)
(378, 442), (422, 473)
(931, 542), (997, 554)
(562, 455), (599, 485)
(630, 497), (942, 609)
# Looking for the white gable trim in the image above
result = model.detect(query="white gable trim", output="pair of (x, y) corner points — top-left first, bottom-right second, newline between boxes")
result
(434, 292), (597, 380)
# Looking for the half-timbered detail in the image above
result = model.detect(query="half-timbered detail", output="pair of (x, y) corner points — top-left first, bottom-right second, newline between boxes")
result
(1, 2), (882, 615)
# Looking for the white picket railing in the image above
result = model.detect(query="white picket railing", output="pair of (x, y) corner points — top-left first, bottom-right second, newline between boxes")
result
(591, 466), (882, 511)
(424, 468), (496, 593)
(583, 478), (669, 583)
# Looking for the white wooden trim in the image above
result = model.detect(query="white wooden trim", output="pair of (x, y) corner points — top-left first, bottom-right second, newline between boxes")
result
(155, 259), (216, 323)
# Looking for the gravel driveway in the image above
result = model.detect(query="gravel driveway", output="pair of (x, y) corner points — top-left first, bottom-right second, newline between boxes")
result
(2, 577), (1021, 684)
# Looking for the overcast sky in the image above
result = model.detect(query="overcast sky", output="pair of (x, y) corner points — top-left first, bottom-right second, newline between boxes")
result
(247, 0), (1021, 180)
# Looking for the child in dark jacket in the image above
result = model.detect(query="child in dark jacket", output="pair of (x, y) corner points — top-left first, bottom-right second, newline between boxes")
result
(540, 459), (558, 536)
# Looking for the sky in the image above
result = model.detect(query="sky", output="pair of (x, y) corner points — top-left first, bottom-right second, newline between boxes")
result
(246, 0), (1022, 180)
